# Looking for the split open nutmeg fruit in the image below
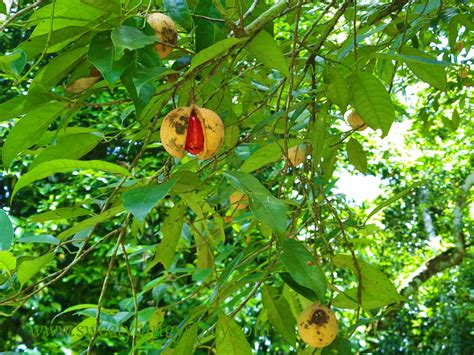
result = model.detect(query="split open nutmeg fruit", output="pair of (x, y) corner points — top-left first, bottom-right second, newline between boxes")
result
(146, 13), (178, 59)
(345, 110), (368, 131)
(160, 105), (224, 160)
(298, 303), (338, 348)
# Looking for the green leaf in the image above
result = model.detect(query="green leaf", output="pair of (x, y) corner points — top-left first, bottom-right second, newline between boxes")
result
(29, 47), (87, 92)
(0, 251), (16, 273)
(30, 132), (102, 169)
(346, 138), (367, 173)
(0, 2), (6, 14)
(215, 314), (252, 355)
(224, 171), (288, 237)
(12, 159), (132, 199)
(146, 202), (186, 271)
(262, 285), (296, 345)
(333, 254), (403, 308)
(0, 93), (54, 122)
(190, 37), (242, 71)
(194, 0), (225, 52)
(245, 31), (290, 78)
(311, 112), (327, 166)
(365, 186), (413, 223)
(0, 49), (27, 75)
(17, 235), (60, 245)
(111, 26), (158, 59)
(0, 210), (14, 251)
(173, 323), (198, 353)
(123, 180), (176, 223)
(88, 31), (133, 84)
(333, 287), (392, 310)
(29, 207), (91, 222)
(400, 48), (447, 90)
(280, 239), (326, 300)
(163, 0), (193, 32)
(80, 0), (122, 14)
(325, 66), (350, 112)
(350, 71), (395, 136)
(240, 143), (281, 173)
(17, 252), (55, 286)
(57, 206), (125, 241)
(280, 272), (318, 301)
(2, 101), (66, 168)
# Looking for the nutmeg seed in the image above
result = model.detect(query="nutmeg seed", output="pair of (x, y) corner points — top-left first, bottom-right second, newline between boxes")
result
(160, 105), (224, 160)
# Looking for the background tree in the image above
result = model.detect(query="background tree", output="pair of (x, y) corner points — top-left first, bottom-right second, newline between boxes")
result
(0, 0), (472, 353)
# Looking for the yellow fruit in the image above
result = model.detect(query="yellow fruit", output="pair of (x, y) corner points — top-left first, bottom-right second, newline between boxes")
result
(298, 303), (338, 348)
(346, 110), (368, 131)
(287, 145), (306, 166)
(229, 191), (248, 210)
(160, 104), (224, 160)
(146, 13), (178, 59)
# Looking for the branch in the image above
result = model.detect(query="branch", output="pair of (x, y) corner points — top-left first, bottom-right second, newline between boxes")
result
(399, 171), (473, 297)
(0, 0), (46, 32)
(366, 0), (409, 26)
(399, 247), (465, 298)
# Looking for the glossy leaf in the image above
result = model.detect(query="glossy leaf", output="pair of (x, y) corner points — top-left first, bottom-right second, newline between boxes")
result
(17, 252), (55, 286)
(280, 239), (326, 300)
(173, 323), (198, 353)
(325, 66), (350, 112)
(163, 0), (193, 32)
(0, 210), (14, 250)
(12, 159), (131, 198)
(30, 132), (102, 169)
(194, 0), (225, 52)
(80, 0), (121, 14)
(240, 143), (281, 173)
(262, 285), (296, 345)
(88, 31), (133, 84)
(123, 180), (176, 223)
(0, 93), (54, 122)
(224, 171), (288, 237)
(215, 314), (252, 355)
(190, 37), (242, 71)
(346, 138), (367, 173)
(333, 254), (403, 308)
(29, 207), (91, 222)
(17, 235), (60, 245)
(29, 47), (86, 92)
(401, 48), (447, 90)
(111, 26), (158, 59)
(350, 71), (395, 136)
(57, 206), (125, 241)
(2, 101), (66, 168)
(146, 202), (186, 271)
(245, 31), (290, 78)
(0, 251), (16, 273)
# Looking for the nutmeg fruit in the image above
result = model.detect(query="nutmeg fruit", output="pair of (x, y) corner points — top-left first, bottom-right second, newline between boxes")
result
(146, 13), (178, 59)
(286, 145), (306, 167)
(346, 110), (368, 131)
(229, 191), (249, 210)
(298, 303), (338, 348)
(160, 105), (224, 160)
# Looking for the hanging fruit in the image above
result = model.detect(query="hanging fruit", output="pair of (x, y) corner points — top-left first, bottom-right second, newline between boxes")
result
(146, 13), (178, 59)
(298, 303), (338, 348)
(160, 105), (224, 160)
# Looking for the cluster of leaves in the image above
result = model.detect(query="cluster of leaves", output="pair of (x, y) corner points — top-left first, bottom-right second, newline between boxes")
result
(0, 0), (472, 353)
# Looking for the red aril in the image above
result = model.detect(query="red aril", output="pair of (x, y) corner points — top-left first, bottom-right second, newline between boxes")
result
(185, 113), (204, 154)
